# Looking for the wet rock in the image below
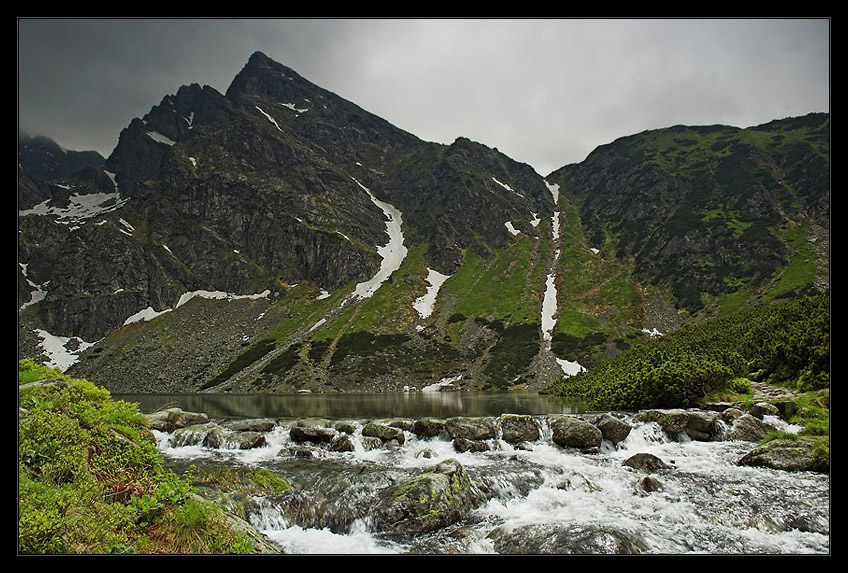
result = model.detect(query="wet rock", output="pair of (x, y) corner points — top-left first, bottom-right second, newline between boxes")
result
(636, 409), (689, 435)
(729, 414), (775, 442)
(412, 417), (446, 438)
(749, 402), (781, 420)
(737, 436), (829, 473)
(373, 458), (478, 536)
(639, 476), (663, 493)
(490, 523), (648, 554)
(594, 413), (632, 445)
(227, 431), (267, 450)
(334, 421), (357, 434)
(623, 453), (669, 472)
(387, 419), (414, 432)
(329, 433), (356, 452)
(453, 437), (490, 453)
(362, 421), (405, 444)
(223, 418), (277, 432)
(171, 422), (221, 447)
(500, 414), (540, 444)
(720, 407), (744, 423)
(772, 400), (798, 420)
(289, 422), (337, 444)
(550, 416), (602, 453)
(203, 425), (226, 448)
(146, 407), (209, 433)
(445, 417), (497, 441)
(684, 409), (720, 441)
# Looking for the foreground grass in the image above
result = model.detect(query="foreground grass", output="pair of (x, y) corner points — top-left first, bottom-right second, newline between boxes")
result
(18, 359), (266, 555)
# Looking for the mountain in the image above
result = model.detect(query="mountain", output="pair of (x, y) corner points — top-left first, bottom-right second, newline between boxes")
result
(18, 132), (105, 185)
(17, 52), (829, 394)
(546, 114), (829, 314)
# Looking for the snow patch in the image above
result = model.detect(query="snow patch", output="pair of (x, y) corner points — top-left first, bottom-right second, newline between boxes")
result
(19, 191), (129, 226)
(590, 248), (600, 255)
(541, 273), (558, 343)
(146, 131), (176, 146)
(349, 179), (407, 301)
(641, 327), (663, 338)
(530, 213), (541, 227)
(123, 290), (271, 326)
(412, 268), (451, 320)
(492, 177), (513, 192)
(422, 374), (462, 392)
(556, 358), (586, 378)
(544, 180), (560, 205)
(256, 106), (283, 132)
(316, 290), (331, 300)
(281, 102), (309, 114)
(34, 329), (97, 371)
(505, 221), (520, 236)
(19, 263), (48, 311)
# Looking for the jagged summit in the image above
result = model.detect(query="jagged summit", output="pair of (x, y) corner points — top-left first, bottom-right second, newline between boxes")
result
(226, 51), (313, 103)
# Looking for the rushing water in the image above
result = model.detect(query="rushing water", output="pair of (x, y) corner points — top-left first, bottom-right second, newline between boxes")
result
(131, 393), (830, 555)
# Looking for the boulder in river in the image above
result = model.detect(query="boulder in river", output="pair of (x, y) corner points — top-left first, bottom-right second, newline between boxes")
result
(729, 414), (776, 442)
(412, 417), (446, 438)
(737, 436), (829, 473)
(362, 421), (406, 444)
(749, 402), (781, 420)
(289, 421), (337, 444)
(593, 413), (632, 445)
(635, 409), (689, 435)
(146, 407), (209, 433)
(500, 414), (540, 444)
(445, 417), (497, 441)
(373, 458), (479, 536)
(623, 452), (670, 472)
(551, 416), (603, 453)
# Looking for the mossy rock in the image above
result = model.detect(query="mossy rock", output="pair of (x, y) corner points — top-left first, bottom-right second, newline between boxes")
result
(373, 459), (478, 536)
(737, 436), (829, 473)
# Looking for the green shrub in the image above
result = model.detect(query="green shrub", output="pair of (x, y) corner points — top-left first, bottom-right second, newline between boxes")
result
(18, 359), (264, 554)
(543, 292), (829, 411)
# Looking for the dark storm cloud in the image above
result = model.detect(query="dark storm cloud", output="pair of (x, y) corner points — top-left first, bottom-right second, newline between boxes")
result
(18, 18), (829, 176)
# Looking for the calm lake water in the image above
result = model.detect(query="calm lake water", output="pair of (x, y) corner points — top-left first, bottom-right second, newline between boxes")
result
(114, 391), (591, 420)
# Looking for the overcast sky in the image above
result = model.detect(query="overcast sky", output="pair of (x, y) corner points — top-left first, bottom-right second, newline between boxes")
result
(18, 18), (829, 176)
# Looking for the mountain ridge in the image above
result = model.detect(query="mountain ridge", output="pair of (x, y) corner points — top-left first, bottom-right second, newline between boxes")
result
(18, 52), (829, 394)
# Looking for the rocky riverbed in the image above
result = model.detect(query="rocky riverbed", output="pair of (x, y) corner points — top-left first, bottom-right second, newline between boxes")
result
(146, 397), (829, 554)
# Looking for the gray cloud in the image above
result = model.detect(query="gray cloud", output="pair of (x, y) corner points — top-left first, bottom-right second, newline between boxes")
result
(19, 18), (829, 176)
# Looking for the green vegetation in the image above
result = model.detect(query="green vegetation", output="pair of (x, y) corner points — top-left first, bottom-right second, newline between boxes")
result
(18, 359), (263, 554)
(543, 292), (829, 411)
(442, 233), (545, 325)
(551, 200), (646, 365)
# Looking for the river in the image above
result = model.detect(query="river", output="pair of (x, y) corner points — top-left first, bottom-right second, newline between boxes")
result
(121, 392), (831, 555)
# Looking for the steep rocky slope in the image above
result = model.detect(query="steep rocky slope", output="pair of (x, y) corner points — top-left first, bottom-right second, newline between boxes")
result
(18, 52), (829, 394)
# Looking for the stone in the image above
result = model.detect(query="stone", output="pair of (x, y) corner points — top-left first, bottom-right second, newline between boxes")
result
(362, 421), (405, 444)
(623, 453), (669, 472)
(500, 414), (540, 444)
(594, 413), (632, 445)
(551, 416), (603, 453)
(737, 436), (829, 473)
(729, 414), (774, 442)
(412, 417), (446, 438)
(373, 459), (478, 536)
(445, 417), (497, 441)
